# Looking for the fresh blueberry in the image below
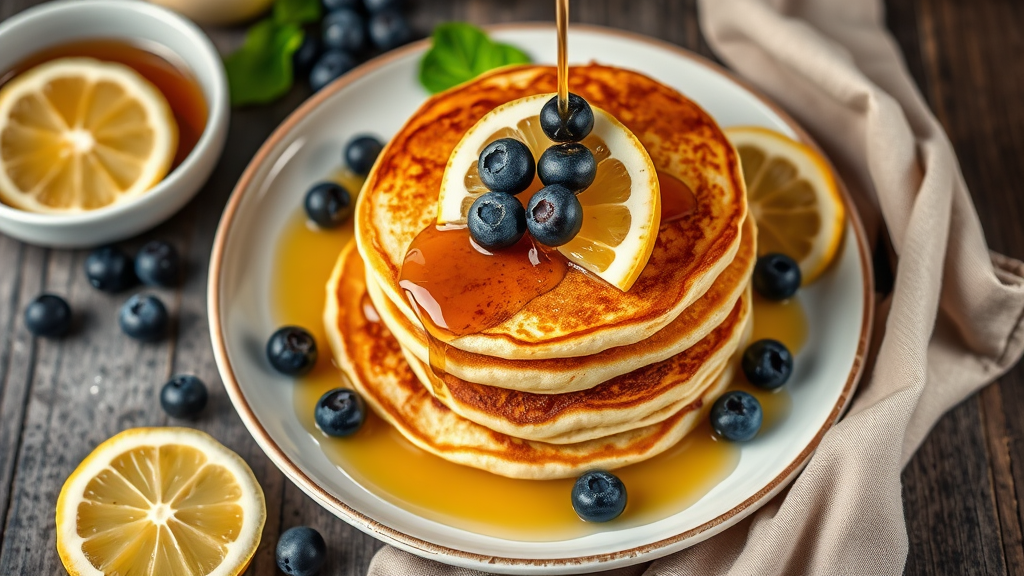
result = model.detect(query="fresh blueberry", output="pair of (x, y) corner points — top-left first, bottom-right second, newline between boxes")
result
(276, 526), (327, 576)
(526, 184), (582, 247)
(710, 391), (763, 441)
(310, 50), (357, 92)
(742, 339), (794, 390)
(367, 9), (411, 51)
(467, 191), (527, 250)
(305, 182), (352, 228)
(315, 388), (366, 437)
(752, 253), (801, 300)
(85, 246), (136, 293)
(293, 33), (322, 75)
(160, 375), (208, 419)
(135, 241), (179, 287)
(363, 0), (401, 12)
(24, 294), (71, 338)
(323, 9), (366, 53)
(477, 138), (535, 195)
(323, 0), (359, 11)
(267, 326), (318, 376)
(540, 93), (594, 143)
(344, 135), (384, 176)
(119, 294), (169, 342)
(537, 143), (596, 193)
(571, 470), (627, 522)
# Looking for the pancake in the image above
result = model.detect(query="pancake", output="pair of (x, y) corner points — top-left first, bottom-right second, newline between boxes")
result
(356, 64), (746, 360)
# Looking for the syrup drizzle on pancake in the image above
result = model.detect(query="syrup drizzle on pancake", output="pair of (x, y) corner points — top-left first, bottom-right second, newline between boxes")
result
(659, 171), (697, 224)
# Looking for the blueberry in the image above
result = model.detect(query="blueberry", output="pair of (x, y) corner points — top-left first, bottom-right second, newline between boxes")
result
(315, 388), (366, 437)
(344, 135), (384, 176)
(160, 375), (208, 419)
(24, 294), (71, 338)
(467, 192), (527, 250)
(540, 93), (594, 143)
(119, 294), (169, 342)
(571, 471), (626, 522)
(526, 184), (582, 247)
(276, 526), (327, 576)
(267, 326), (318, 376)
(293, 33), (322, 75)
(323, 9), (366, 53)
(85, 246), (136, 293)
(742, 339), (793, 390)
(710, 391), (763, 441)
(477, 138), (535, 195)
(537, 143), (596, 193)
(310, 50), (357, 92)
(367, 9), (411, 51)
(323, 0), (359, 11)
(305, 182), (352, 228)
(363, 0), (401, 12)
(752, 253), (801, 300)
(135, 241), (179, 287)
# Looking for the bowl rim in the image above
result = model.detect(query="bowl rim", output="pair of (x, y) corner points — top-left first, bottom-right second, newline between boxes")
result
(208, 22), (875, 571)
(0, 0), (228, 226)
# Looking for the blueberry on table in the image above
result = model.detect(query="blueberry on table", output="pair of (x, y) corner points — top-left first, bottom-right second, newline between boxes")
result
(322, 9), (366, 53)
(310, 50), (357, 92)
(540, 93), (595, 143)
(160, 375), (208, 419)
(292, 34), (322, 75)
(363, 0), (402, 12)
(305, 182), (352, 228)
(315, 388), (366, 437)
(323, 0), (360, 11)
(119, 294), (169, 342)
(710, 391), (763, 442)
(267, 326), (318, 376)
(742, 339), (794, 390)
(24, 294), (71, 338)
(572, 470), (627, 522)
(477, 138), (535, 195)
(85, 246), (136, 293)
(526, 184), (582, 247)
(467, 191), (527, 250)
(538, 142), (597, 193)
(344, 135), (384, 176)
(753, 253), (802, 300)
(276, 526), (327, 576)
(367, 9), (411, 51)
(135, 240), (180, 287)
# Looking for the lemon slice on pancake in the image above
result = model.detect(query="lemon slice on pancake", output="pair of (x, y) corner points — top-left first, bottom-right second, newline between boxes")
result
(726, 126), (845, 284)
(437, 93), (660, 292)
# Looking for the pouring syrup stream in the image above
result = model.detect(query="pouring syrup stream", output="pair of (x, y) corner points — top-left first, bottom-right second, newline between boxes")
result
(556, 0), (569, 117)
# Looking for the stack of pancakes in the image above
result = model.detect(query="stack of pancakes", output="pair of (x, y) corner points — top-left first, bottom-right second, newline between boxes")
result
(325, 65), (751, 480)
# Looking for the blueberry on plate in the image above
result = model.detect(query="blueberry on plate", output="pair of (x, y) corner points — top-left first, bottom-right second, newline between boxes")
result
(710, 391), (763, 442)
(160, 375), (208, 419)
(323, 0), (359, 11)
(24, 294), (72, 338)
(540, 93), (595, 143)
(367, 9), (411, 51)
(322, 9), (366, 53)
(344, 135), (384, 176)
(742, 339), (793, 390)
(477, 138), (535, 194)
(363, 0), (401, 12)
(85, 246), (136, 293)
(572, 470), (627, 522)
(276, 526), (327, 576)
(305, 182), (352, 228)
(526, 184), (582, 247)
(537, 142), (597, 193)
(310, 50), (357, 92)
(267, 326), (318, 376)
(119, 294), (169, 342)
(467, 191), (527, 250)
(135, 240), (179, 287)
(752, 253), (801, 301)
(315, 388), (366, 437)
(292, 33), (322, 75)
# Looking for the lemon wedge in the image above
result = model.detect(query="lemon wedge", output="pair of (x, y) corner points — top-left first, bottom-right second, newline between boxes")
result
(0, 57), (178, 214)
(56, 427), (265, 576)
(726, 126), (845, 284)
(437, 93), (660, 292)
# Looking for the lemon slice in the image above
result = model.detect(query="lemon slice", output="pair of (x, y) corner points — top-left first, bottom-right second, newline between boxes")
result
(437, 93), (660, 292)
(726, 126), (845, 284)
(0, 57), (178, 214)
(56, 427), (265, 576)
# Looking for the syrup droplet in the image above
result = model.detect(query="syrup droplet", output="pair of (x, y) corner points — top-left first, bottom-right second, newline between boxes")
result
(659, 171), (697, 224)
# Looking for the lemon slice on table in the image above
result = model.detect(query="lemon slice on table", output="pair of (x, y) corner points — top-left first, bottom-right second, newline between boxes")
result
(0, 57), (178, 214)
(437, 93), (660, 292)
(726, 126), (845, 284)
(56, 428), (265, 576)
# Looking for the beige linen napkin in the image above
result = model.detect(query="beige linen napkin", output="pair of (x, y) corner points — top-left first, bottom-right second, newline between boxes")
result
(367, 0), (1024, 574)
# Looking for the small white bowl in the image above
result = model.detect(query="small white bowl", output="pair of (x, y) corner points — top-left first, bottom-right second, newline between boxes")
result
(0, 0), (228, 248)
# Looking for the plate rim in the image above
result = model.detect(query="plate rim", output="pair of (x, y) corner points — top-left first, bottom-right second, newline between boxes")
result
(207, 22), (875, 572)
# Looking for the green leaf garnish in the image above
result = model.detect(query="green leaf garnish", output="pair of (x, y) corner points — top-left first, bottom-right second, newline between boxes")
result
(419, 23), (531, 94)
(224, 20), (305, 107)
(273, 0), (321, 24)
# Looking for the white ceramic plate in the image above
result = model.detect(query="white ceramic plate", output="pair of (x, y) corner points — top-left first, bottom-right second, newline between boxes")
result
(209, 24), (872, 575)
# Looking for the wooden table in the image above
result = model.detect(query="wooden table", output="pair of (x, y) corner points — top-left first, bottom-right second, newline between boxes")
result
(0, 0), (1021, 574)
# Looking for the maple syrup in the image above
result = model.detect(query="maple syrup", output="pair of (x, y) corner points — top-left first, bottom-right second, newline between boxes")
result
(659, 171), (698, 223)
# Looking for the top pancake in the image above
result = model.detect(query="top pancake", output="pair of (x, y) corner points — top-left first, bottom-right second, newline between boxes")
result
(356, 64), (746, 360)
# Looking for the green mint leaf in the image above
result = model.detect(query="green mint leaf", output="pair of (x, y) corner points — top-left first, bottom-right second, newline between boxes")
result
(273, 0), (321, 24)
(224, 20), (304, 107)
(419, 22), (532, 94)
